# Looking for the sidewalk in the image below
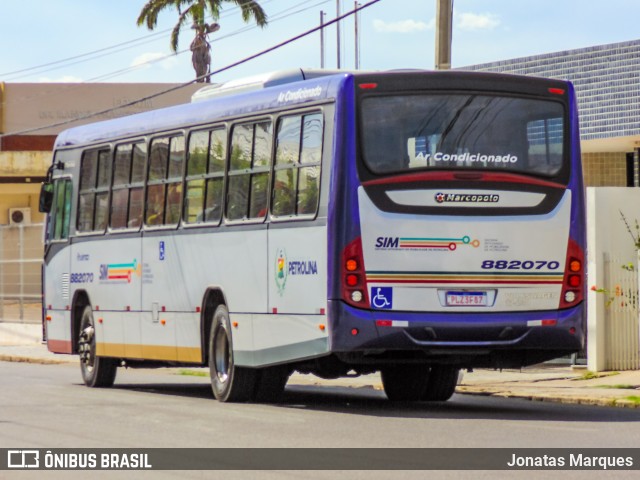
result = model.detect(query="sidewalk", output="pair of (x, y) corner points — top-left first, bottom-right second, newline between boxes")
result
(1, 322), (639, 408)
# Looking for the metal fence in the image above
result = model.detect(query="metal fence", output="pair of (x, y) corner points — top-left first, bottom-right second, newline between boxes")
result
(0, 223), (44, 324)
(603, 254), (640, 370)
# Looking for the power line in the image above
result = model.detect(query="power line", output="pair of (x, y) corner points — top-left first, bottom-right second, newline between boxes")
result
(0, 0), (381, 139)
(0, 0), (331, 112)
(0, 0), (282, 81)
(89, 0), (332, 83)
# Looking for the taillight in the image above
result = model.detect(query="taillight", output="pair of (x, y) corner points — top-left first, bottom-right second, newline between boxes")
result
(342, 237), (370, 308)
(560, 238), (584, 308)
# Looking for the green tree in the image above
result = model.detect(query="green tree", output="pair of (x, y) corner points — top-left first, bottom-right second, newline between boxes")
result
(137, 0), (267, 83)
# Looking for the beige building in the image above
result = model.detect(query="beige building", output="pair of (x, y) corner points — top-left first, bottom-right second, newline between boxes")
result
(465, 39), (640, 188)
(0, 82), (201, 225)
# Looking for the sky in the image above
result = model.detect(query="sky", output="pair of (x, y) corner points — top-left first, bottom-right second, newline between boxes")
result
(1, 0), (640, 86)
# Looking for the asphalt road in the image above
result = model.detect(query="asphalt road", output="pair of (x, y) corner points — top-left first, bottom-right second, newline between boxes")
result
(1, 361), (639, 480)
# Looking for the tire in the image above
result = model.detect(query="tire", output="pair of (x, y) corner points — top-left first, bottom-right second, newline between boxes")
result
(381, 365), (430, 401)
(78, 305), (117, 388)
(422, 366), (460, 402)
(253, 366), (291, 403)
(208, 305), (257, 402)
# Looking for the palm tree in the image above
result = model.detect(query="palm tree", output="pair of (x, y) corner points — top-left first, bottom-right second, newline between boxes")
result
(137, 0), (268, 83)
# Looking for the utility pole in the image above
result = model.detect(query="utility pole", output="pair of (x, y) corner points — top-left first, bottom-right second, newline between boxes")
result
(336, 0), (342, 69)
(354, 1), (361, 69)
(320, 11), (326, 68)
(435, 0), (453, 70)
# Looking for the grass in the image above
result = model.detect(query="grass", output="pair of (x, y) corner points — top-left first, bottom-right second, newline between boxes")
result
(571, 371), (620, 381)
(594, 384), (637, 390)
(176, 369), (208, 377)
(622, 396), (640, 405)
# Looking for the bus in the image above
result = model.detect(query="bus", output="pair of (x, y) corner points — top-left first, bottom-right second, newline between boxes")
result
(40, 69), (586, 403)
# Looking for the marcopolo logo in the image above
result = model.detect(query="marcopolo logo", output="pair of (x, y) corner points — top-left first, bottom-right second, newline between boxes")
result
(435, 192), (500, 204)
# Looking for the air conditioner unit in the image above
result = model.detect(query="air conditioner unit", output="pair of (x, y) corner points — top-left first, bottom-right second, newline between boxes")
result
(9, 207), (32, 225)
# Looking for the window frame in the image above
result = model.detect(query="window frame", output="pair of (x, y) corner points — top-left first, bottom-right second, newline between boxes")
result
(76, 147), (112, 235)
(144, 133), (186, 230)
(109, 141), (147, 232)
(270, 109), (324, 223)
(183, 125), (228, 227)
(49, 177), (73, 242)
(358, 92), (567, 181)
(225, 118), (273, 225)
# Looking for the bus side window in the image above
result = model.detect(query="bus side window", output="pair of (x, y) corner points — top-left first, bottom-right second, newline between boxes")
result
(77, 148), (110, 233)
(185, 127), (226, 225)
(145, 136), (184, 227)
(110, 142), (146, 230)
(165, 136), (185, 225)
(111, 144), (133, 229)
(249, 122), (272, 219)
(273, 116), (301, 217)
(51, 179), (72, 241)
(272, 112), (323, 219)
(128, 143), (147, 228)
(297, 113), (322, 215)
(185, 130), (209, 223)
(146, 138), (169, 225)
(204, 128), (226, 223)
(227, 121), (272, 221)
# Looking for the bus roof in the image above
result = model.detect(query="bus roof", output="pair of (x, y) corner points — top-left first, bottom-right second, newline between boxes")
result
(54, 70), (350, 149)
(53, 69), (571, 150)
(190, 68), (344, 103)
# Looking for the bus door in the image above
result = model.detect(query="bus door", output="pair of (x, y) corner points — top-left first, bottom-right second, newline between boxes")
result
(42, 173), (73, 353)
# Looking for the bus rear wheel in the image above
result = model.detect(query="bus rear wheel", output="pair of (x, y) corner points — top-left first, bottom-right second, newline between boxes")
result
(422, 366), (460, 402)
(208, 305), (257, 402)
(253, 366), (291, 403)
(381, 365), (430, 401)
(78, 305), (117, 388)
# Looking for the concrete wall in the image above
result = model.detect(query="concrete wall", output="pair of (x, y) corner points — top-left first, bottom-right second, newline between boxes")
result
(1, 82), (202, 135)
(586, 187), (640, 371)
(0, 151), (51, 224)
(0, 82), (203, 226)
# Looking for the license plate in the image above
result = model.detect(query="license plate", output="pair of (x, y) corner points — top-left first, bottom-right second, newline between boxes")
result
(446, 291), (488, 306)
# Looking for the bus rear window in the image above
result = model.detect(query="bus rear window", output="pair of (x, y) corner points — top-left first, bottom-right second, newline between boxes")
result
(360, 94), (565, 177)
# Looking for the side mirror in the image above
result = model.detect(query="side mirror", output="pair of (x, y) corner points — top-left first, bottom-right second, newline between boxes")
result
(39, 182), (54, 213)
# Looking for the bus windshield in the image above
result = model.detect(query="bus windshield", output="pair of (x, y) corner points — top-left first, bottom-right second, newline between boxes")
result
(360, 94), (565, 178)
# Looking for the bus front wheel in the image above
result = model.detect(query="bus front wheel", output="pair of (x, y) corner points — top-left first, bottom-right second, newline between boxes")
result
(208, 305), (257, 402)
(78, 305), (117, 388)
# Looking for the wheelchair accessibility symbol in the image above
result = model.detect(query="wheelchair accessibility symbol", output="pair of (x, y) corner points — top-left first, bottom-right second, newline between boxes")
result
(371, 287), (393, 309)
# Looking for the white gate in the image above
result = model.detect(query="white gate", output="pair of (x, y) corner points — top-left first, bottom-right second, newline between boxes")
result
(0, 223), (44, 323)
(603, 254), (640, 370)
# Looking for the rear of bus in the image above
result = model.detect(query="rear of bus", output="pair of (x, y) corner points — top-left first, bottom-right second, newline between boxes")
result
(328, 71), (585, 370)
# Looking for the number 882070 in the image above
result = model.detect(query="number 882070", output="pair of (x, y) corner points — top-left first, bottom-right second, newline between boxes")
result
(481, 260), (560, 270)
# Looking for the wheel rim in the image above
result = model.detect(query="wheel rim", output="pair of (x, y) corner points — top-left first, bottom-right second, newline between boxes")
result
(79, 314), (96, 373)
(213, 325), (230, 383)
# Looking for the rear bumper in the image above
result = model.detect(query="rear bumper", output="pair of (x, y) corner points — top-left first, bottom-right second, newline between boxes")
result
(327, 300), (585, 368)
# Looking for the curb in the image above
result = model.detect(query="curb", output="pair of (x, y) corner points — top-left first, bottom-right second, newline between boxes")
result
(456, 387), (640, 409)
(0, 354), (72, 365)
